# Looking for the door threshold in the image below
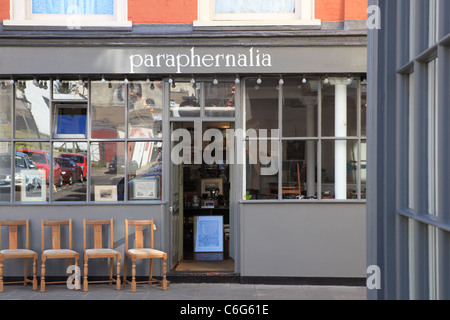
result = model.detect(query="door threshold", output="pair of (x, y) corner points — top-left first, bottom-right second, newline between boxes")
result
(167, 271), (240, 283)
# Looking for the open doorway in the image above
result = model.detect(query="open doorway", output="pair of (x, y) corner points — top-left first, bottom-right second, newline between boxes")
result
(171, 121), (234, 273)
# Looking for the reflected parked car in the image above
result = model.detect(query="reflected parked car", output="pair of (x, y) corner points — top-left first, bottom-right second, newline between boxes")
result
(54, 157), (83, 185)
(0, 152), (38, 190)
(59, 153), (87, 178)
(108, 155), (138, 176)
(18, 149), (62, 186)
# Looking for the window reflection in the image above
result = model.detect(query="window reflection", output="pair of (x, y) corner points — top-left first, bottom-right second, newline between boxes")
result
(204, 83), (236, 117)
(128, 142), (162, 201)
(15, 80), (50, 139)
(53, 80), (88, 100)
(0, 81), (13, 139)
(90, 142), (125, 202)
(53, 142), (87, 202)
(91, 81), (126, 139)
(15, 142), (49, 202)
(128, 81), (163, 139)
(170, 82), (201, 117)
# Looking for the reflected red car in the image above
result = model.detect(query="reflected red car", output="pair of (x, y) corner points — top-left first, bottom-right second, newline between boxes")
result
(54, 157), (83, 185)
(59, 153), (87, 178)
(18, 149), (62, 186)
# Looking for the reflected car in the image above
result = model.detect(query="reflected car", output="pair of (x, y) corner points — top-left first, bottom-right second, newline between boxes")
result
(108, 155), (138, 176)
(54, 157), (83, 185)
(18, 149), (62, 186)
(59, 153), (87, 178)
(0, 152), (38, 190)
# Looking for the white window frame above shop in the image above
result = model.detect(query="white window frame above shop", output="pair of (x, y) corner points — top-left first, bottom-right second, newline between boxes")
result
(194, 0), (320, 27)
(4, 0), (131, 28)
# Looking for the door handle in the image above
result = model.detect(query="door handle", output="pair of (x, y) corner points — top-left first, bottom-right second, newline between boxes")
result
(169, 206), (173, 214)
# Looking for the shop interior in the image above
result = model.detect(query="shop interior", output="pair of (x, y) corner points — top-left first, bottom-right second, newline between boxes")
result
(172, 122), (234, 273)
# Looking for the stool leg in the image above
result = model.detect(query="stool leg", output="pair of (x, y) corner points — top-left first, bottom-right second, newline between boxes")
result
(109, 258), (113, 285)
(40, 256), (46, 293)
(83, 256), (88, 292)
(32, 256), (37, 291)
(0, 257), (4, 293)
(131, 257), (136, 293)
(162, 255), (167, 291)
(116, 255), (121, 291)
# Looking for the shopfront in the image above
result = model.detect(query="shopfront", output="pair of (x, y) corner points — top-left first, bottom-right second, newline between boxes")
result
(0, 44), (367, 282)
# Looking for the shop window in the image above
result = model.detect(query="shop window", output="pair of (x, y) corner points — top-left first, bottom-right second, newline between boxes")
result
(4, 0), (131, 28)
(244, 76), (366, 201)
(0, 142), (12, 202)
(195, 0), (320, 27)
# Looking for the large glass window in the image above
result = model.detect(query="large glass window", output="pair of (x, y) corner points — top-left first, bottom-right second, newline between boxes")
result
(244, 76), (366, 201)
(170, 82), (201, 118)
(215, 0), (295, 14)
(32, 0), (115, 15)
(1, 78), (162, 204)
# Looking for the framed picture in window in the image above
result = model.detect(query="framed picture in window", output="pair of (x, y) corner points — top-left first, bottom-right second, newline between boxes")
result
(130, 177), (159, 200)
(94, 185), (117, 202)
(201, 178), (223, 196)
(21, 170), (46, 202)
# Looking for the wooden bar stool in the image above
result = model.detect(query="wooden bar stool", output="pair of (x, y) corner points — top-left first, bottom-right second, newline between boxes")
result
(0, 220), (38, 292)
(123, 219), (167, 292)
(82, 219), (121, 292)
(40, 219), (79, 293)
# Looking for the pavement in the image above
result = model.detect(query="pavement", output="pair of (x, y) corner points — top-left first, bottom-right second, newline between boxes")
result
(0, 282), (366, 300)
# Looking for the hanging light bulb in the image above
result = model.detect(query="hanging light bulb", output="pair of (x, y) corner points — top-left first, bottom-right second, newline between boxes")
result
(213, 78), (219, 85)
(323, 76), (329, 84)
(347, 76), (352, 84)
(190, 77), (196, 85)
(78, 78), (84, 85)
(43, 81), (48, 90)
(168, 76), (173, 84)
(150, 82), (155, 90)
(279, 78), (284, 86)
(302, 76), (307, 84)
(55, 78), (61, 85)
(10, 78), (15, 85)
(256, 76), (262, 85)
(32, 78), (38, 86)
(108, 81), (112, 89)
(235, 75), (240, 85)
(146, 77), (151, 84)
(124, 77), (129, 84)
(101, 76), (106, 83)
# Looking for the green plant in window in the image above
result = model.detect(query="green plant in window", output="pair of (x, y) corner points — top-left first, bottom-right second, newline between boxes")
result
(244, 191), (252, 200)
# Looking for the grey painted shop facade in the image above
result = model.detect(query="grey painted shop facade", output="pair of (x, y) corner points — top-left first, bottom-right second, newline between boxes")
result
(0, 29), (367, 282)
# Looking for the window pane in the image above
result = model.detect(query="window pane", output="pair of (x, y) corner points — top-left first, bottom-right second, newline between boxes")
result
(245, 140), (278, 200)
(128, 142), (162, 201)
(321, 82), (335, 136)
(282, 77), (318, 137)
(204, 82), (236, 117)
(90, 142), (125, 202)
(53, 80), (88, 100)
(347, 80), (358, 137)
(54, 104), (87, 138)
(321, 140), (359, 200)
(215, 0), (295, 13)
(53, 142), (87, 201)
(361, 81), (367, 137)
(0, 142), (12, 202)
(170, 82), (201, 118)
(15, 80), (50, 139)
(15, 142), (49, 202)
(32, 0), (114, 15)
(0, 81), (13, 139)
(361, 140), (366, 199)
(91, 81), (126, 139)
(282, 140), (317, 199)
(245, 77), (279, 136)
(128, 81), (163, 139)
